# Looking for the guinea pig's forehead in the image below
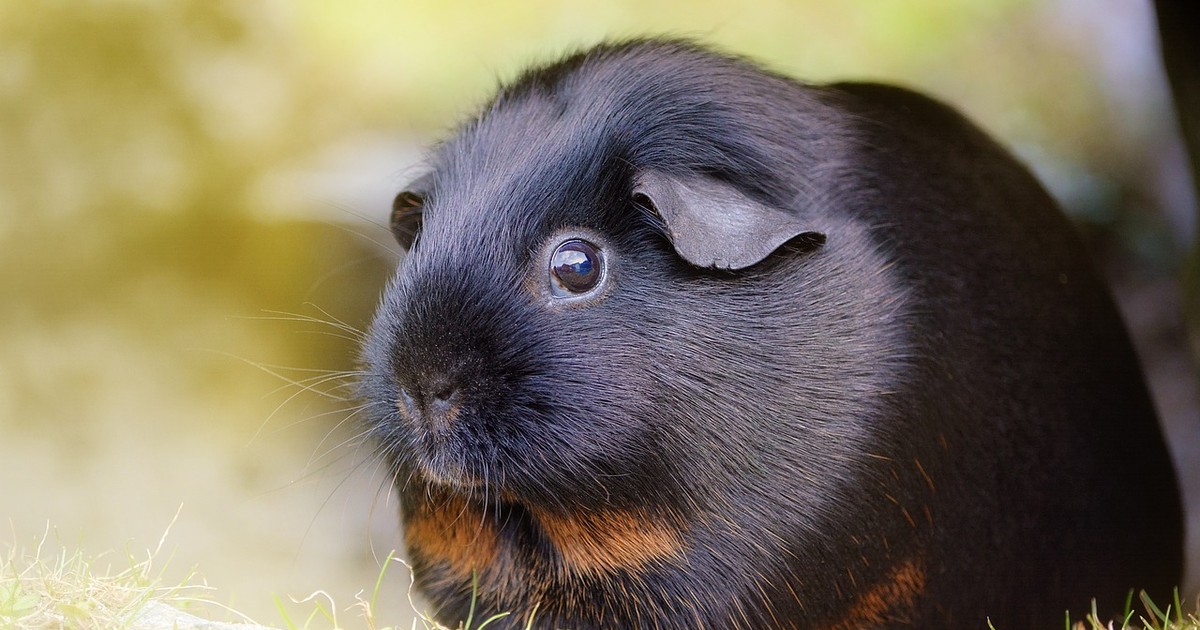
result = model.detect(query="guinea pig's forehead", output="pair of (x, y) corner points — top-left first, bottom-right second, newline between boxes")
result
(430, 122), (612, 233)
(426, 179), (594, 263)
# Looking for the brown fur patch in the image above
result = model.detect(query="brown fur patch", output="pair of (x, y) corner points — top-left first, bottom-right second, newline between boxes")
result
(528, 506), (685, 576)
(821, 558), (926, 629)
(404, 492), (498, 580)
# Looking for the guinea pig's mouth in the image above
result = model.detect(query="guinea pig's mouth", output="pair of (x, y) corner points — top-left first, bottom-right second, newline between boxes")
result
(416, 458), (485, 491)
(410, 438), (496, 494)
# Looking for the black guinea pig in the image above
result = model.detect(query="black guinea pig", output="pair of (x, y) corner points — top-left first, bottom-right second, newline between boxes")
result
(359, 39), (1183, 629)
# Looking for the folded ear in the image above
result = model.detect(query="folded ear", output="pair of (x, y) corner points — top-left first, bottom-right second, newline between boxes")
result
(632, 171), (826, 271)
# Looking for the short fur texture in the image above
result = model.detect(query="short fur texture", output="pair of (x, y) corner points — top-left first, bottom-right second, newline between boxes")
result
(359, 40), (1183, 628)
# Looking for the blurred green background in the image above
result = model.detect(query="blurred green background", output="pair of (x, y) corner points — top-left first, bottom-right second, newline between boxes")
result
(2, 0), (1196, 625)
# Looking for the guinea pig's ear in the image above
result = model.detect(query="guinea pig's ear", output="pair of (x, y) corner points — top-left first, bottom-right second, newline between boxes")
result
(632, 171), (826, 270)
(390, 177), (430, 250)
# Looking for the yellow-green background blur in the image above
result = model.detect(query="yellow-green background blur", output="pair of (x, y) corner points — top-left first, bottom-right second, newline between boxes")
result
(2, 1), (1197, 626)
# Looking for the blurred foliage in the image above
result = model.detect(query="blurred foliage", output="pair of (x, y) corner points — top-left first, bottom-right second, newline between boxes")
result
(0, 0), (1188, 290)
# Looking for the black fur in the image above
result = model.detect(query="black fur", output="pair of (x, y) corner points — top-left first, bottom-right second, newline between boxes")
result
(359, 40), (1183, 628)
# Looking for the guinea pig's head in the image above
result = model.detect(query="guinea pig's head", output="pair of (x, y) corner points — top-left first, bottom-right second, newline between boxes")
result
(360, 40), (908, 621)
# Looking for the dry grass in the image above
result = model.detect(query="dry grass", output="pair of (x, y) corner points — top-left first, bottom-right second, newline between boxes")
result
(0, 520), (250, 629)
(1, 521), (1192, 630)
(0, 524), (513, 630)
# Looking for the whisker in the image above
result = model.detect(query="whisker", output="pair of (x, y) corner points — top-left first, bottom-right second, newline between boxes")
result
(294, 447), (392, 564)
(307, 200), (402, 259)
(261, 370), (363, 400)
(326, 217), (402, 260)
(249, 308), (368, 343)
(304, 254), (388, 303)
(319, 198), (393, 232)
(203, 350), (355, 402)
(251, 373), (361, 444)
(302, 303), (370, 341)
(306, 414), (374, 471)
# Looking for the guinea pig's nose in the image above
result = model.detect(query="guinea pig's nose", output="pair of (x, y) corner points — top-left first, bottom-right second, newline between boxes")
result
(425, 377), (459, 412)
(399, 375), (461, 430)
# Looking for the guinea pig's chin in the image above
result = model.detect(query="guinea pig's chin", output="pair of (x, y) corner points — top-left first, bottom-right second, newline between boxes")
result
(413, 450), (486, 492)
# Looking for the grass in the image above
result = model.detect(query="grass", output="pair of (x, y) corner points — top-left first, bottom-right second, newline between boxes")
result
(985, 591), (1200, 630)
(0, 524), (528, 630)
(0, 522), (1192, 629)
(0, 521), (236, 629)
(270, 559), (531, 630)
(1060, 591), (1200, 630)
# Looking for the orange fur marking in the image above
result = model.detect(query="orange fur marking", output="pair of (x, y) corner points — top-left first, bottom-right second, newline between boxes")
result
(529, 506), (685, 576)
(404, 493), (498, 579)
(407, 494), (684, 586)
(821, 558), (926, 630)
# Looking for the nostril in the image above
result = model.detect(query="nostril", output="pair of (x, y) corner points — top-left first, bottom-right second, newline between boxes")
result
(398, 387), (420, 414)
(427, 379), (459, 414)
(398, 374), (460, 426)
(429, 383), (456, 404)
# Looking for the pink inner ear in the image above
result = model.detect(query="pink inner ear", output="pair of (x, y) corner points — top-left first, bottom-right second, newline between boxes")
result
(633, 170), (823, 271)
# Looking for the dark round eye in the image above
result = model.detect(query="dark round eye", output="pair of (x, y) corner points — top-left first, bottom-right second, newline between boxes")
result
(549, 239), (602, 296)
(390, 190), (424, 250)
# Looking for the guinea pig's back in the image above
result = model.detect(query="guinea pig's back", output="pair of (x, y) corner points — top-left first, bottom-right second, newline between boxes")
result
(822, 81), (1183, 623)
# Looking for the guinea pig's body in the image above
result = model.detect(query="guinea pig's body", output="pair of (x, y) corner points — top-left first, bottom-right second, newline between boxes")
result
(361, 40), (1182, 628)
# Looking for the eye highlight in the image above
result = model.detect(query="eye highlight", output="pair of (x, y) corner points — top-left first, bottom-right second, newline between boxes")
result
(549, 239), (603, 296)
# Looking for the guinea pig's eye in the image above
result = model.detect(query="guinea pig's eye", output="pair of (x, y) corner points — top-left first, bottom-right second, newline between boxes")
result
(549, 239), (602, 296)
(390, 191), (424, 250)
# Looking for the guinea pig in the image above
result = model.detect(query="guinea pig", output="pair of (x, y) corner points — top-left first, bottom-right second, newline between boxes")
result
(359, 39), (1183, 629)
